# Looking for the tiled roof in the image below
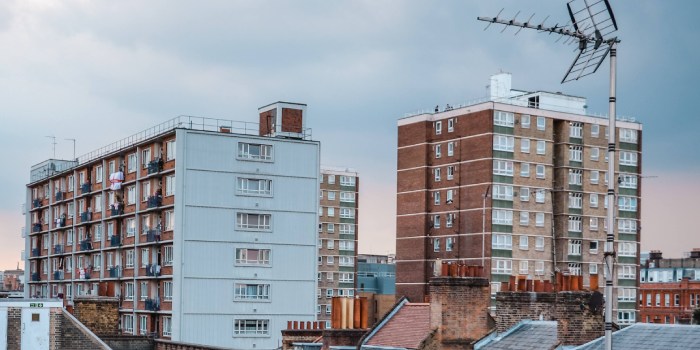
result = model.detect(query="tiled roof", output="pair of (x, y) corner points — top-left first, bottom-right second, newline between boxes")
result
(574, 323), (700, 350)
(364, 302), (431, 349)
(478, 321), (558, 350)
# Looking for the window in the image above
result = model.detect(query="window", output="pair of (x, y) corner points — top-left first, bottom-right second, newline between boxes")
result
(591, 147), (600, 161)
(435, 121), (442, 135)
(619, 175), (638, 189)
(327, 223), (335, 233)
(492, 210), (513, 225)
(447, 166), (454, 180)
(340, 208), (355, 218)
(161, 246), (173, 266)
(234, 283), (271, 301)
(618, 219), (637, 233)
(535, 261), (545, 275)
(446, 237), (454, 251)
(535, 165), (545, 179)
(520, 138), (530, 153)
(162, 316), (172, 337)
(665, 293), (670, 307)
(433, 238), (440, 252)
(126, 250), (135, 268)
(618, 196), (638, 212)
(516, 188), (528, 203)
(139, 281), (149, 300)
(589, 170), (600, 185)
(237, 213), (271, 231)
(125, 218), (136, 237)
(448, 118), (455, 132)
(447, 142), (454, 156)
(122, 314), (134, 334)
(569, 146), (582, 162)
(520, 212), (529, 226)
(535, 189), (545, 203)
(340, 256), (354, 266)
(493, 135), (514, 152)
(568, 216), (582, 232)
(141, 248), (150, 267)
(139, 315), (147, 335)
(238, 143), (273, 161)
(327, 239), (335, 250)
(619, 242), (637, 257)
(165, 175), (175, 196)
(492, 234), (512, 250)
(536, 116), (545, 130)
(166, 140), (176, 161)
(339, 272), (354, 283)
(339, 224), (355, 234)
(535, 213), (545, 227)
(535, 237), (545, 251)
(124, 282), (135, 300)
(93, 253), (102, 269)
(340, 192), (356, 203)
(520, 163), (530, 177)
(68, 175), (75, 191)
(326, 289), (333, 298)
(519, 236), (529, 250)
(590, 194), (599, 208)
(620, 128), (638, 143)
(237, 178), (272, 196)
(434, 168), (441, 181)
(95, 165), (103, 183)
(67, 229), (74, 244)
(432, 191), (441, 205)
(536, 141), (546, 155)
(569, 169), (582, 185)
(521, 115), (531, 128)
(493, 160), (514, 176)
(569, 193), (583, 209)
(618, 265), (636, 279)
(127, 186), (136, 205)
(568, 240), (582, 255)
(494, 111), (514, 127)
(590, 263), (599, 275)
(590, 218), (599, 231)
(433, 215), (441, 228)
(142, 148), (152, 169)
(591, 124), (600, 138)
(493, 185), (513, 200)
(435, 144), (442, 158)
(340, 176), (355, 186)
(617, 311), (635, 325)
(619, 151), (638, 166)
(570, 122), (582, 138)
(234, 319), (269, 336)
(569, 263), (582, 276)
(236, 248), (271, 265)
(446, 213), (455, 228)
(493, 259), (512, 274)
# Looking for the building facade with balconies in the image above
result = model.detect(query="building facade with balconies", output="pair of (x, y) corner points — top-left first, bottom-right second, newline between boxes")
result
(395, 73), (643, 325)
(24, 102), (320, 349)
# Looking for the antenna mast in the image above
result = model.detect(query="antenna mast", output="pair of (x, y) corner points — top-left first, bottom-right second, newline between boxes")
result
(479, 1), (620, 349)
(45, 135), (57, 158)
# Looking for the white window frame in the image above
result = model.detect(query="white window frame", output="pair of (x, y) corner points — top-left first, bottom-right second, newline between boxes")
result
(238, 143), (273, 161)
(536, 116), (546, 130)
(166, 140), (176, 161)
(536, 165), (545, 179)
(236, 212), (272, 231)
(520, 138), (530, 153)
(494, 111), (515, 127)
(493, 160), (514, 176)
(521, 115), (530, 128)
(492, 234), (512, 250)
(520, 163), (530, 177)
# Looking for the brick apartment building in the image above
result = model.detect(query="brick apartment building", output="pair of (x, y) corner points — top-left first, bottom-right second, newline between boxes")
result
(639, 249), (700, 324)
(317, 166), (359, 328)
(395, 73), (643, 324)
(24, 102), (320, 349)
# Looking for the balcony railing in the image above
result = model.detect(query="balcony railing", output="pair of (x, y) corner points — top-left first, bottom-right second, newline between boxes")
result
(147, 159), (163, 174)
(80, 240), (93, 251)
(145, 298), (161, 311)
(110, 204), (124, 216)
(53, 271), (64, 280)
(80, 211), (92, 223)
(145, 264), (161, 277)
(32, 223), (42, 233)
(53, 245), (64, 254)
(110, 235), (121, 247)
(31, 272), (40, 282)
(109, 266), (122, 278)
(31, 248), (40, 257)
(55, 217), (66, 229)
(81, 183), (92, 194)
(32, 199), (41, 208)
(55, 191), (64, 201)
(147, 196), (162, 209)
(146, 230), (161, 243)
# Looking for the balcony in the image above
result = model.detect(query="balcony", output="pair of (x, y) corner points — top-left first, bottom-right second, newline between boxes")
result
(81, 183), (91, 194)
(55, 191), (64, 201)
(80, 211), (92, 223)
(32, 199), (41, 208)
(31, 273), (40, 282)
(55, 217), (66, 229)
(147, 159), (163, 174)
(146, 230), (161, 243)
(110, 235), (121, 247)
(31, 248), (40, 257)
(80, 240), (93, 251)
(53, 245), (64, 254)
(32, 223), (42, 233)
(110, 204), (124, 216)
(145, 298), (161, 311)
(53, 271), (64, 280)
(109, 266), (122, 278)
(147, 196), (162, 209)
(145, 264), (161, 277)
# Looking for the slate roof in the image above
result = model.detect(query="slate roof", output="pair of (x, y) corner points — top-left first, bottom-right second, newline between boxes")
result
(476, 321), (559, 350)
(574, 323), (700, 350)
(362, 301), (431, 349)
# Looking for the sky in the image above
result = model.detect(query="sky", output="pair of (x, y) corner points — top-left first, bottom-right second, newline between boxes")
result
(1, 0), (698, 270)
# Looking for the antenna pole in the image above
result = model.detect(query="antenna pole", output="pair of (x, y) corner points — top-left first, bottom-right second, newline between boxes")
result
(65, 138), (76, 161)
(46, 136), (56, 158)
(603, 40), (617, 350)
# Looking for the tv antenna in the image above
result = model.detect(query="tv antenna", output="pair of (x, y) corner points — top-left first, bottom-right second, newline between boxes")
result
(65, 138), (76, 161)
(479, 1), (619, 349)
(45, 135), (57, 158)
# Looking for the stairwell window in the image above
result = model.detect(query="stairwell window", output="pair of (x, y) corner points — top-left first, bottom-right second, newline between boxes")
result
(238, 143), (273, 161)
(237, 213), (272, 231)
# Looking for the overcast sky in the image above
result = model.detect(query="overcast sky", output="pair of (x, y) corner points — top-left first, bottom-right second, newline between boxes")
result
(1, 1), (698, 270)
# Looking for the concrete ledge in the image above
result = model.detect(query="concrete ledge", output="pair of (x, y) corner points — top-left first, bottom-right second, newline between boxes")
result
(155, 339), (235, 350)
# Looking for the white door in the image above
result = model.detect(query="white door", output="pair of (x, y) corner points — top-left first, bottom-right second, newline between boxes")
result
(0, 307), (7, 350)
(21, 308), (49, 350)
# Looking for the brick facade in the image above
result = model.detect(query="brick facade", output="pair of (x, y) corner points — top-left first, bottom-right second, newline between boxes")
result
(72, 296), (120, 336)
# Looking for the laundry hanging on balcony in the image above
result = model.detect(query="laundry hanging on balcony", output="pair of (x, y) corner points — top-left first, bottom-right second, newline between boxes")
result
(109, 171), (125, 190)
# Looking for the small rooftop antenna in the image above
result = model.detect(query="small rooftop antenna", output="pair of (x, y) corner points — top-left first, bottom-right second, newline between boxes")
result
(479, 2), (620, 350)
(45, 135), (57, 158)
(65, 138), (76, 161)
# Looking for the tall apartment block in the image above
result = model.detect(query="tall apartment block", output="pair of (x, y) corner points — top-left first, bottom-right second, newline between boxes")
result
(317, 166), (359, 327)
(24, 102), (320, 349)
(396, 73), (642, 325)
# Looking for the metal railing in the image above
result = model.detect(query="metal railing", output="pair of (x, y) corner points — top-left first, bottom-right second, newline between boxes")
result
(31, 273), (40, 282)
(147, 196), (162, 208)
(145, 264), (161, 277)
(53, 245), (64, 254)
(146, 230), (161, 243)
(80, 240), (93, 251)
(32, 223), (42, 233)
(31, 248), (40, 257)
(53, 271), (64, 280)
(109, 266), (122, 278)
(145, 298), (160, 311)
(110, 235), (121, 247)
(80, 212), (92, 223)
(81, 183), (92, 194)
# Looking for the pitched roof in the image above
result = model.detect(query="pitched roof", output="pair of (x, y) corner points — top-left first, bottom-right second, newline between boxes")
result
(574, 323), (700, 350)
(362, 301), (431, 349)
(476, 321), (558, 350)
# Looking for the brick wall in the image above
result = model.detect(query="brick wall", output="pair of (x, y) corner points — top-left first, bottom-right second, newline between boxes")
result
(57, 308), (110, 350)
(7, 307), (20, 350)
(321, 329), (367, 350)
(155, 339), (236, 350)
(281, 108), (303, 133)
(495, 292), (557, 333)
(72, 296), (120, 336)
(102, 336), (154, 350)
(281, 329), (324, 350)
